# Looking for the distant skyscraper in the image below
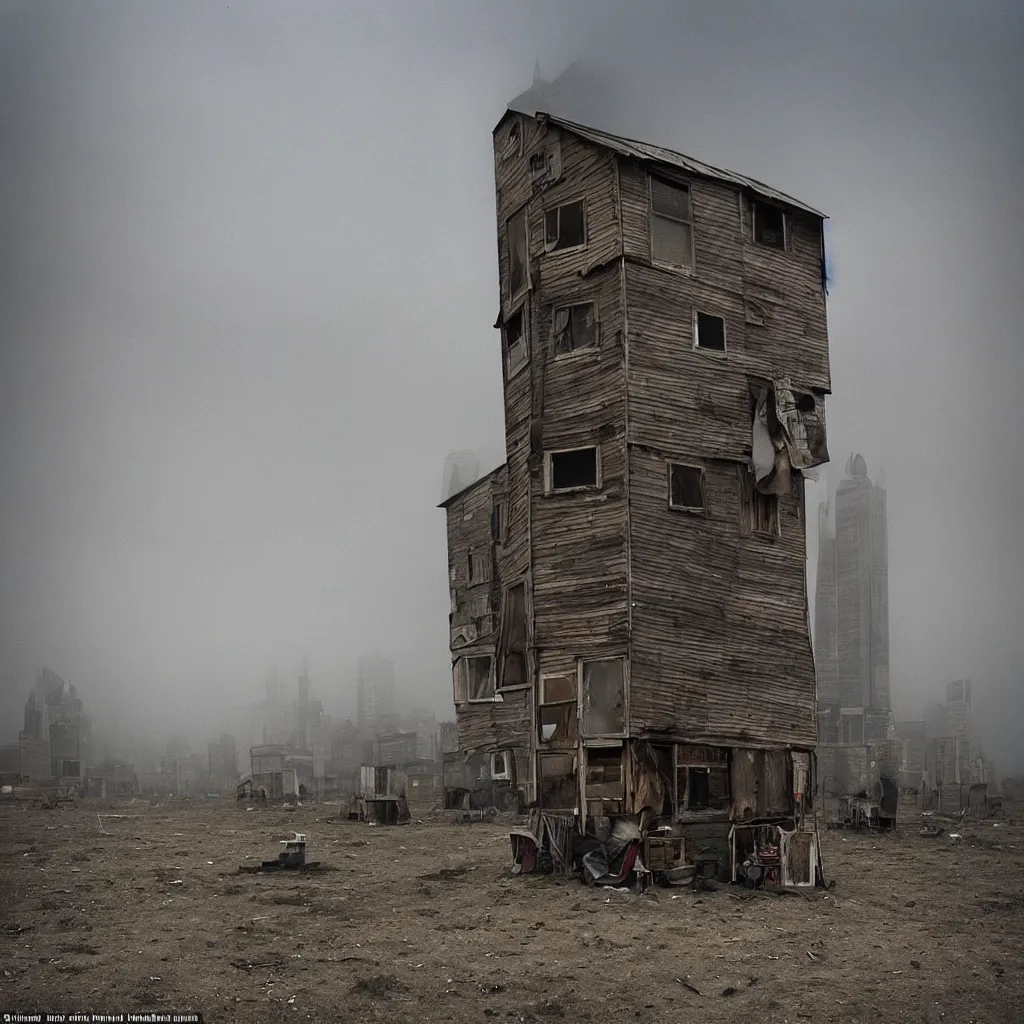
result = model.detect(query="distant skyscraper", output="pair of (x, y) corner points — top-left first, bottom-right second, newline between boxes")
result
(814, 454), (890, 744)
(357, 655), (397, 734)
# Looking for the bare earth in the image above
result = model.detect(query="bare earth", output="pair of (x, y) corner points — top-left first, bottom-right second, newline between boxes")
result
(1, 800), (1022, 1024)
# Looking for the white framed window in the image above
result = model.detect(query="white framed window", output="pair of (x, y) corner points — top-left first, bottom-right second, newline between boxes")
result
(504, 307), (529, 380)
(544, 446), (600, 495)
(544, 199), (586, 253)
(693, 311), (726, 353)
(668, 462), (706, 513)
(552, 303), (598, 356)
(752, 203), (786, 250)
(649, 175), (693, 270)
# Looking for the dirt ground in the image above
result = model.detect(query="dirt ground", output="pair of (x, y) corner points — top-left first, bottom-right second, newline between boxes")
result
(1, 799), (1022, 1024)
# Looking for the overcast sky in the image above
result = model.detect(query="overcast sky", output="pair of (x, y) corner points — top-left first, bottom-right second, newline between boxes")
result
(1, 1), (1021, 767)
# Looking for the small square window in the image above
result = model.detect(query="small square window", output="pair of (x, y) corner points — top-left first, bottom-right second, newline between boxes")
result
(694, 312), (726, 352)
(753, 205), (786, 250)
(544, 200), (586, 252)
(668, 463), (705, 512)
(547, 447), (599, 493)
(553, 303), (598, 355)
(504, 308), (528, 379)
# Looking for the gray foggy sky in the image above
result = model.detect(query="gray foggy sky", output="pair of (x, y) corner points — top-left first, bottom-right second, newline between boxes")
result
(1, 1), (1021, 766)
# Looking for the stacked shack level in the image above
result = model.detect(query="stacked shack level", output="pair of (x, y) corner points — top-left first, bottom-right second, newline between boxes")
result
(440, 109), (831, 886)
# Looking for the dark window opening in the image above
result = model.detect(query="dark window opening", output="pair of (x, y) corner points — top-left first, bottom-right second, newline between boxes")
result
(508, 211), (528, 296)
(585, 748), (621, 786)
(680, 765), (731, 811)
(465, 657), (494, 700)
(538, 754), (577, 809)
(499, 582), (527, 688)
(503, 651), (527, 687)
(752, 488), (780, 535)
(539, 674), (577, 744)
(539, 702), (578, 744)
(549, 447), (598, 492)
(553, 304), (598, 355)
(585, 747), (624, 816)
(795, 392), (816, 413)
(650, 175), (693, 269)
(669, 463), (706, 512)
(544, 200), (586, 251)
(490, 501), (507, 543)
(694, 312), (726, 352)
(504, 308), (528, 378)
(754, 205), (786, 250)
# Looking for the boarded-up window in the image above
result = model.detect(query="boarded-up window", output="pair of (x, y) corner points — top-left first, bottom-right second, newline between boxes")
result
(539, 673), (577, 743)
(649, 175), (693, 269)
(547, 446), (599, 493)
(538, 753), (577, 809)
(753, 204), (786, 250)
(504, 307), (528, 379)
(508, 210), (528, 297)
(544, 200), (586, 251)
(668, 463), (705, 512)
(582, 659), (624, 736)
(694, 311), (726, 352)
(457, 656), (494, 701)
(553, 303), (598, 355)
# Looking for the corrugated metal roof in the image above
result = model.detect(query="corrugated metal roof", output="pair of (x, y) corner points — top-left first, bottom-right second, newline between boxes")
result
(541, 113), (827, 219)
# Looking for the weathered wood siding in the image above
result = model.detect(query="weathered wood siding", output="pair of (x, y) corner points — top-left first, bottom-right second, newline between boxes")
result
(619, 160), (830, 413)
(444, 467), (534, 760)
(628, 452), (816, 747)
(493, 113), (629, 750)
(617, 152), (827, 749)
(480, 119), (830, 761)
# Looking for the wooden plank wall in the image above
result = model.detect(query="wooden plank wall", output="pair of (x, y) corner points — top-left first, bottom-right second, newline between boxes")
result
(445, 467), (533, 762)
(493, 115), (629, 760)
(618, 159), (828, 750)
